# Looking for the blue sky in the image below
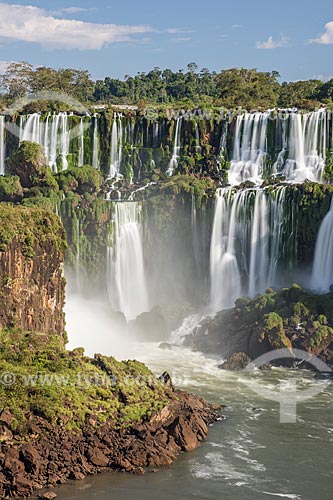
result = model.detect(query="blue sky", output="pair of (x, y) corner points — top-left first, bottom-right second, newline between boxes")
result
(0, 0), (332, 81)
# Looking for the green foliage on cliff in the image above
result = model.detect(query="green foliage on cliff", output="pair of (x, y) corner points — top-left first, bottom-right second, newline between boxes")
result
(0, 205), (66, 257)
(56, 165), (103, 195)
(0, 175), (23, 202)
(0, 330), (169, 432)
(243, 284), (333, 353)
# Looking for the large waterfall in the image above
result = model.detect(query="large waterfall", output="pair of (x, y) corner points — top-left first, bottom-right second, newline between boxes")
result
(280, 110), (327, 182)
(310, 199), (333, 292)
(228, 109), (330, 185)
(0, 108), (332, 183)
(0, 116), (4, 175)
(209, 186), (293, 311)
(228, 112), (269, 185)
(107, 202), (149, 320)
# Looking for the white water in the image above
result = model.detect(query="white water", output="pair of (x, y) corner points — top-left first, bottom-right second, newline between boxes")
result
(209, 187), (291, 311)
(229, 112), (269, 185)
(107, 202), (149, 320)
(167, 118), (182, 176)
(0, 116), (5, 175)
(310, 198), (333, 291)
(280, 110), (327, 182)
(20, 113), (70, 171)
(109, 114), (123, 178)
(209, 188), (242, 310)
(92, 115), (99, 169)
(78, 117), (85, 167)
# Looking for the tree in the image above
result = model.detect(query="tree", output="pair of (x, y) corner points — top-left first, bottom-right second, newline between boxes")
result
(0, 61), (34, 98)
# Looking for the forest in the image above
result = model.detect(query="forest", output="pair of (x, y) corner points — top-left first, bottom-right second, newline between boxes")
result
(1, 61), (333, 110)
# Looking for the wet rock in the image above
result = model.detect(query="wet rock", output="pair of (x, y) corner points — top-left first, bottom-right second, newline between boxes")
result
(159, 342), (172, 350)
(218, 352), (251, 370)
(158, 371), (174, 388)
(38, 492), (57, 500)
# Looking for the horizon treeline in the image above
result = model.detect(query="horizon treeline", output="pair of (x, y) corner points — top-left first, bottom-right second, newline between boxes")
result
(1, 61), (333, 111)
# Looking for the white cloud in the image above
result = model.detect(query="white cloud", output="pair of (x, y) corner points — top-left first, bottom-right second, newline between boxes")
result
(310, 21), (333, 44)
(61, 7), (94, 14)
(0, 3), (152, 50)
(256, 35), (289, 49)
(165, 28), (194, 34)
(172, 37), (192, 43)
(232, 24), (242, 28)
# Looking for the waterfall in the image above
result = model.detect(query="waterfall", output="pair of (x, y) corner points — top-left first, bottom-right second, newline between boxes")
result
(217, 119), (228, 168)
(109, 114), (123, 178)
(209, 186), (291, 311)
(92, 115), (99, 169)
(310, 199), (333, 292)
(0, 116), (5, 175)
(209, 188), (242, 310)
(21, 113), (41, 143)
(107, 202), (149, 320)
(280, 110), (327, 182)
(166, 118), (182, 176)
(78, 117), (84, 167)
(194, 121), (201, 153)
(20, 113), (70, 171)
(228, 112), (269, 185)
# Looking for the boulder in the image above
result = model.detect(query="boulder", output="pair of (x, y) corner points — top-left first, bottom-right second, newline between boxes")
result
(219, 352), (251, 370)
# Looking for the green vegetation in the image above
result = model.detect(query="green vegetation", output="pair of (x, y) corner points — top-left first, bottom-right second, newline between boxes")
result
(1, 62), (333, 109)
(239, 284), (333, 352)
(0, 204), (66, 257)
(0, 329), (169, 432)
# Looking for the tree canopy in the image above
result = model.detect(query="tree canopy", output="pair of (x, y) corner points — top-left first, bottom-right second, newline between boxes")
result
(0, 61), (332, 110)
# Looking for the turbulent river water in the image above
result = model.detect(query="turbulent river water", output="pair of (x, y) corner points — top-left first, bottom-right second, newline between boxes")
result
(55, 303), (333, 500)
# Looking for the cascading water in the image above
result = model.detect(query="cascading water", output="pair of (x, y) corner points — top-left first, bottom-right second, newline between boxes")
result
(109, 114), (123, 178)
(20, 113), (70, 171)
(280, 110), (327, 182)
(228, 112), (270, 185)
(209, 186), (292, 311)
(310, 198), (333, 292)
(92, 115), (99, 169)
(107, 202), (149, 320)
(78, 117), (85, 167)
(0, 116), (5, 175)
(166, 118), (182, 176)
(209, 188), (242, 311)
(194, 121), (201, 153)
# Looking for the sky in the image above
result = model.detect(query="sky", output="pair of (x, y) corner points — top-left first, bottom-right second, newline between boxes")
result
(0, 0), (332, 82)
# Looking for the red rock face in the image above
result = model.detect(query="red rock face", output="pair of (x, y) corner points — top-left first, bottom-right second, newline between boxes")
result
(0, 237), (65, 339)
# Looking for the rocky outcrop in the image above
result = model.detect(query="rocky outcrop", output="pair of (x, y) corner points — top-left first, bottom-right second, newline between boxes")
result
(185, 285), (333, 368)
(0, 205), (66, 339)
(0, 387), (221, 499)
